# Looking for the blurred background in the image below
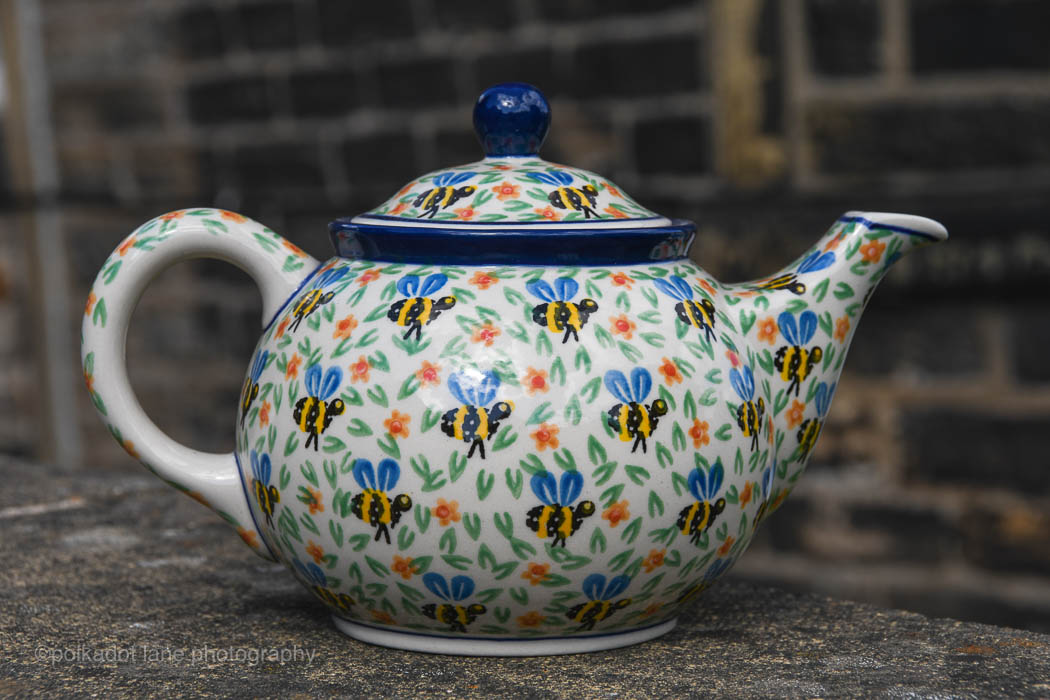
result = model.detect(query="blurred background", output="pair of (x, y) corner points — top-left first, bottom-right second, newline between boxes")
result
(1, 0), (1049, 632)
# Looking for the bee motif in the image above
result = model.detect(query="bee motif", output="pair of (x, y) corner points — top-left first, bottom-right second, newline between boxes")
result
(294, 559), (355, 615)
(249, 450), (280, 527)
(677, 461), (726, 546)
(289, 266), (348, 333)
(420, 573), (486, 633)
(676, 557), (733, 605)
(604, 368), (668, 454)
(413, 171), (477, 219)
(752, 462), (777, 529)
(730, 366), (764, 451)
(349, 458), (412, 545)
(240, 349), (269, 428)
(387, 273), (456, 341)
(441, 369), (513, 460)
(774, 310), (823, 397)
(567, 574), (631, 632)
(653, 275), (717, 343)
(525, 471), (595, 548)
(527, 171), (600, 219)
(797, 381), (835, 462)
(293, 364), (345, 451)
(748, 249), (835, 296)
(526, 277), (599, 344)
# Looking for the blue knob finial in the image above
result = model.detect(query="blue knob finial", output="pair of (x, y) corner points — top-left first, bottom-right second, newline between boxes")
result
(473, 83), (550, 158)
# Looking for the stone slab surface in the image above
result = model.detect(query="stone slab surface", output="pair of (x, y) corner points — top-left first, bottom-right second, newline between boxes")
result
(2, 456), (1049, 698)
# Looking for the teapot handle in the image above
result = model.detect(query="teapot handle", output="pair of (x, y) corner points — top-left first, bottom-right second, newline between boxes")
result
(81, 209), (319, 560)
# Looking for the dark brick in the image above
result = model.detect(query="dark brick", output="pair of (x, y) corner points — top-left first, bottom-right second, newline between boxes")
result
(634, 114), (711, 174)
(808, 100), (1050, 173)
(377, 58), (460, 109)
(574, 36), (703, 99)
(535, 0), (699, 22)
(1013, 305), (1050, 382)
(237, 1), (299, 52)
(52, 84), (164, 131)
(961, 505), (1050, 576)
(289, 67), (360, 117)
(342, 131), (417, 186)
(850, 504), (962, 562)
(749, 496), (812, 553)
(885, 588), (1050, 635)
(430, 0), (515, 32)
(756, 0), (783, 135)
(469, 48), (561, 100)
(911, 0), (1050, 74)
(175, 5), (230, 59)
(316, 0), (416, 46)
(430, 129), (482, 170)
(186, 76), (275, 125)
(805, 0), (880, 76)
(234, 141), (324, 191)
(901, 409), (1050, 494)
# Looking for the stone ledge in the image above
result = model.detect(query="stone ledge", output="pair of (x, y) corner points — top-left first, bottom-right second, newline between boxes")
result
(1, 455), (1048, 697)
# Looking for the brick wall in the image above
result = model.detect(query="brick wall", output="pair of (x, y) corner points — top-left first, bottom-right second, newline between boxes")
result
(2, 0), (1049, 631)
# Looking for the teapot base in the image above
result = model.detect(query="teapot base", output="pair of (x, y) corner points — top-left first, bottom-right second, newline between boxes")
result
(331, 616), (677, 656)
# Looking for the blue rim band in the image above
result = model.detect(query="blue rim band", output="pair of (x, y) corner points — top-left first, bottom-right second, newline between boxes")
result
(328, 218), (697, 266)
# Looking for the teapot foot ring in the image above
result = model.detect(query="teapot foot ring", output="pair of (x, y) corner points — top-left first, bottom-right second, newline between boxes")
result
(330, 616), (677, 656)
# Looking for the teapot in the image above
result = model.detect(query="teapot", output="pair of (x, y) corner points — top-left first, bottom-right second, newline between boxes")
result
(81, 83), (947, 655)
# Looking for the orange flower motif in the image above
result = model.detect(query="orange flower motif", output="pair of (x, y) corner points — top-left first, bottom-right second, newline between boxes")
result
(433, 498), (460, 526)
(384, 410), (410, 439)
(786, 399), (806, 430)
(642, 603), (663, 618)
(860, 239), (887, 263)
(521, 562), (551, 586)
(306, 540), (325, 564)
(825, 230), (846, 251)
(349, 355), (371, 383)
(122, 439), (138, 458)
(237, 528), (259, 548)
(689, 419), (710, 448)
(392, 555), (417, 580)
(658, 357), (683, 385)
(643, 549), (666, 573)
(285, 353), (302, 379)
(726, 350), (741, 368)
(159, 210), (185, 221)
(397, 181), (416, 196)
(756, 316), (777, 345)
(118, 236), (137, 256)
(471, 322), (500, 346)
(276, 316), (290, 339)
(534, 206), (561, 222)
(698, 278), (718, 296)
(469, 271), (498, 289)
(83, 370), (94, 394)
(603, 206), (629, 219)
(734, 290), (758, 298)
(492, 181), (521, 201)
(371, 610), (395, 625)
(521, 367), (549, 395)
(187, 491), (210, 507)
(416, 360), (441, 387)
(453, 206), (477, 221)
(389, 201), (409, 216)
(767, 415), (774, 445)
(306, 487), (323, 515)
(282, 238), (308, 257)
(834, 316), (850, 342)
(609, 314), (636, 340)
(740, 481), (753, 507)
(603, 500), (630, 528)
(357, 268), (383, 286)
(517, 611), (546, 627)
(85, 292), (96, 316)
(333, 314), (358, 340)
(530, 423), (560, 451)
(219, 210), (247, 223)
(258, 400), (271, 427)
(610, 272), (634, 289)
(718, 535), (736, 557)
(602, 182), (622, 198)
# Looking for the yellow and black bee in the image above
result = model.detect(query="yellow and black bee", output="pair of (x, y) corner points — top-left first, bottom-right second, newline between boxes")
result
(654, 275), (717, 343)
(567, 574), (631, 632)
(525, 471), (595, 548)
(240, 349), (269, 428)
(413, 171), (477, 219)
(288, 266), (347, 332)
(387, 273), (456, 341)
(605, 368), (668, 454)
(293, 364), (345, 451)
(420, 573), (486, 633)
(747, 249), (835, 296)
(349, 458), (412, 545)
(797, 381), (834, 462)
(295, 560), (355, 615)
(528, 171), (601, 219)
(526, 277), (598, 344)
(676, 558), (733, 605)
(678, 462), (726, 546)
(249, 450), (280, 527)
(441, 369), (513, 460)
(730, 366), (764, 451)
(774, 310), (823, 397)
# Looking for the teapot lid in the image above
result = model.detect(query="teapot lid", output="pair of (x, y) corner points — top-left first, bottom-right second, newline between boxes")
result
(330, 83), (695, 265)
